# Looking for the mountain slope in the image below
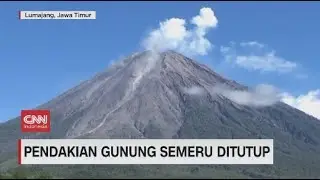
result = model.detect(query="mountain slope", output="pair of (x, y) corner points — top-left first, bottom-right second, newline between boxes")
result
(1, 50), (320, 178)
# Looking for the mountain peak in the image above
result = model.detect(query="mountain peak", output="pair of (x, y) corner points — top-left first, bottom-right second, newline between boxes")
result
(160, 49), (181, 55)
(2, 49), (320, 178)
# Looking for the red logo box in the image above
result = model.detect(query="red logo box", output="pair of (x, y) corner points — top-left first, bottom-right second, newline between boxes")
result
(21, 110), (50, 133)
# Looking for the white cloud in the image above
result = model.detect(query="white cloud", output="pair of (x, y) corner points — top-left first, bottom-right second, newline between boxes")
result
(235, 52), (297, 73)
(183, 84), (282, 107)
(183, 84), (320, 120)
(213, 84), (281, 107)
(191, 7), (218, 28)
(220, 46), (231, 54)
(143, 18), (188, 53)
(240, 41), (264, 48)
(281, 90), (320, 119)
(142, 7), (218, 56)
(183, 86), (205, 96)
(220, 41), (298, 73)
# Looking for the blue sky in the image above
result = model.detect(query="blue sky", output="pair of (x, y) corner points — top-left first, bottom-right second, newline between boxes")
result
(1, 2), (320, 121)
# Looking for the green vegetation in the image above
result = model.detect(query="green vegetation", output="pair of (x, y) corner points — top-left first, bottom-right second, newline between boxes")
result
(0, 166), (53, 179)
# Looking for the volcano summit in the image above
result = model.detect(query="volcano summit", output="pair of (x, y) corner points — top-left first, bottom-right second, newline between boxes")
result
(1, 51), (320, 178)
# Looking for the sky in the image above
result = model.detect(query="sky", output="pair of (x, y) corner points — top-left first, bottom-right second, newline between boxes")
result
(0, 2), (319, 121)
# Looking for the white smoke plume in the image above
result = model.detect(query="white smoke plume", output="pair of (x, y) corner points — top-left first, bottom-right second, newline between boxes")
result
(108, 58), (126, 70)
(212, 84), (281, 107)
(142, 7), (218, 56)
(108, 53), (142, 70)
(131, 51), (160, 91)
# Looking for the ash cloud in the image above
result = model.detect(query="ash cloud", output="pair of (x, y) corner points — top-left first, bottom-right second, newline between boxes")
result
(142, 7), (218, 57)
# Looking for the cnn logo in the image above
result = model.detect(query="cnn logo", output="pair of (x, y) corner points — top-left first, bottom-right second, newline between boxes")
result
(21, 110), (51, 132)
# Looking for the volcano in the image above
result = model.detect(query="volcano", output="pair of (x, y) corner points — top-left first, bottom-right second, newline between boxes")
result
(1, 50), (320, 178)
